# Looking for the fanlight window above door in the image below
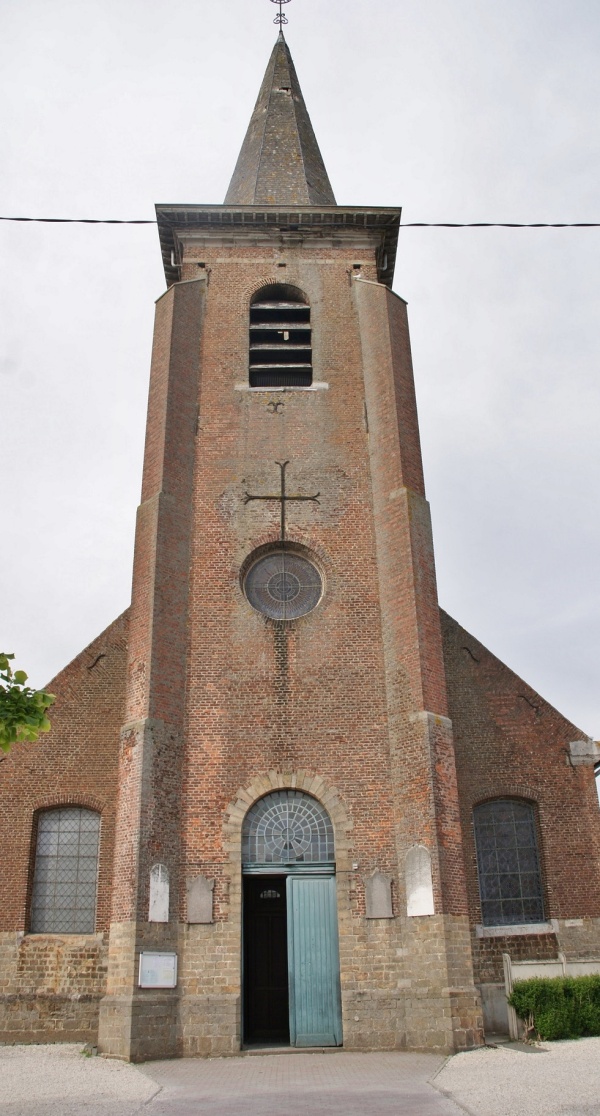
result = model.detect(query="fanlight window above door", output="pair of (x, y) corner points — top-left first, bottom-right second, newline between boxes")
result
(242, 790), (334, 865)
(249, 285), (312, 388)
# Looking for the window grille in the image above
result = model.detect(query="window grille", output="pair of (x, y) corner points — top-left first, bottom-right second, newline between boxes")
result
(249, 285), (312, 387)
(244, 550), (322, 620)
(473, 799), (544, 926)
(30, 807), (100, 934)
(242, 790), (334, 865)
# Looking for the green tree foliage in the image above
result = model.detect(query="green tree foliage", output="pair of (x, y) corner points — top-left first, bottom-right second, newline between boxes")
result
(0, 653), (55, 753)
(509, 975), (600, 1040)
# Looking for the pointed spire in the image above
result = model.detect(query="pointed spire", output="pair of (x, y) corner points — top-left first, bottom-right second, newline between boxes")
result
(225, 36), (336, 206)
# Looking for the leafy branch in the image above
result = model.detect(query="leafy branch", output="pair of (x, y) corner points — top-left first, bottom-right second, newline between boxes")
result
(0, 653), (55, 754)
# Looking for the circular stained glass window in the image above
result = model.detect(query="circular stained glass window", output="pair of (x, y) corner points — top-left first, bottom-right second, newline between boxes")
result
(244, 550), (322, 620)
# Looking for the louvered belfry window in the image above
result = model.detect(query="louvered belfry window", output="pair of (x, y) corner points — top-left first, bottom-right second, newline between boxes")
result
(249, 285), (312, 387)
(30, 807), (100, 934)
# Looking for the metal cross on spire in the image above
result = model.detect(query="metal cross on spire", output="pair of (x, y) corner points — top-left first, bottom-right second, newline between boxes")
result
(270, 0), (292, 27)
(244, 461), (320, 543)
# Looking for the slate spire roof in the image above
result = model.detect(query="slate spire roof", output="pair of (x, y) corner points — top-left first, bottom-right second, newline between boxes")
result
(224, 33), (336, 206)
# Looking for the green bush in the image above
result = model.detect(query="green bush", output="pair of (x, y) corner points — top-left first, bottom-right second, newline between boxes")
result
(509, 975), (600, 1040)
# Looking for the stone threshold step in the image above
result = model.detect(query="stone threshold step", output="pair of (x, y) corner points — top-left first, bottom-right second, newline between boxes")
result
(241, 1045), (343, 1056)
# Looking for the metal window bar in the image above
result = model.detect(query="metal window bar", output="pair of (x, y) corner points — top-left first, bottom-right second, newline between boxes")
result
(30, 807), (100, 934)
(473, 799), (544, 926)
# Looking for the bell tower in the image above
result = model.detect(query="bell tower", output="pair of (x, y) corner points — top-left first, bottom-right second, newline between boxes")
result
(98, 33), (483, 1061)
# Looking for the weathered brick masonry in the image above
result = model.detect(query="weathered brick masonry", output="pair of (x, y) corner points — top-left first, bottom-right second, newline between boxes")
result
(0, 614), (127, 1041)
(442, 611), (600, 987)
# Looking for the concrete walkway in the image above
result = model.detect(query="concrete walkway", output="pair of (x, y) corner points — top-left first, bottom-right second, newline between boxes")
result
(1, 1039), (600, 1116)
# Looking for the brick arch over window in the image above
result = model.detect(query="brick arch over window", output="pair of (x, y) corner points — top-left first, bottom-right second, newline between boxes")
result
(473, 798), (544, 927)
(30, 793), (107, 816)
(249, 283), (312, 388)
(29, 806), (101, 934)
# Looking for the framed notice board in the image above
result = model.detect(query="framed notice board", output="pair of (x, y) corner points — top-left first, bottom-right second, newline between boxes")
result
(138, 952), (178, 989)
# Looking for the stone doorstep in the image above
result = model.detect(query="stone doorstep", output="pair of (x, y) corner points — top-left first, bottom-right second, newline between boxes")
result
(241, 1044), (344, 1056)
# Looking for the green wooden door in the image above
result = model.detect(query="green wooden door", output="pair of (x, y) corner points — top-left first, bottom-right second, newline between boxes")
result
(286, 876), (342, 1046)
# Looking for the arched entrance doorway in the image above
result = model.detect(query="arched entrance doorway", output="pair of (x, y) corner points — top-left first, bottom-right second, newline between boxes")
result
(242, 789), (343, 1047)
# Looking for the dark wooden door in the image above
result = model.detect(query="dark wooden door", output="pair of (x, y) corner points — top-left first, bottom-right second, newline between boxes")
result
(244, 876), (290, 1044)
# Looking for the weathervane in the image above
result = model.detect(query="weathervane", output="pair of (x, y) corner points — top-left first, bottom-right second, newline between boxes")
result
(270, 0), (292, 27)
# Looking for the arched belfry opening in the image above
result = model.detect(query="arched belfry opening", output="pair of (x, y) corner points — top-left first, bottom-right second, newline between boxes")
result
(249, 285), (312, 388)
(241, 790), (342, 1048)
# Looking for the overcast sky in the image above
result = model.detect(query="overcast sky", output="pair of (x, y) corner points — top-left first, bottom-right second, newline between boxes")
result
(1, 0), (598, 738)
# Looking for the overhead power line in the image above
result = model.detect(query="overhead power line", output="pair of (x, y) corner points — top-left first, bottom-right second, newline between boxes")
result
(0, 216), (599, 228)
(0, 216), (156, 224)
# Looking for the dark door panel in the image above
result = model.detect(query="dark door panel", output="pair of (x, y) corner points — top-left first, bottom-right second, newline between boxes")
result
(244, 876), (290, 1044)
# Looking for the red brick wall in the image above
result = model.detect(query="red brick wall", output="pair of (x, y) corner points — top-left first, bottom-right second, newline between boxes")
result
(354, 279), (468, 917)
(441, 609), (600, 979)
(0, 611), (127, 934)
(110, 278), (205, 924)
(179, 248), (400, 918)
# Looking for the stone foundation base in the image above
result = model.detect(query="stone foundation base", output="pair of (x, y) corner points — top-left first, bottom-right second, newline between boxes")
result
(99, 992), (180, 1062)
(3, 914), (484, 1059)
(0, 931), (108, 1046)
(0, 993), (102, 1045)
(180, 994), (240, 1056)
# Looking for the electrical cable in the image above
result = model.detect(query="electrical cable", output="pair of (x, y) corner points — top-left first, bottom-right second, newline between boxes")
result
(0, 216), (155, 224)
(0, 216), (599, 228)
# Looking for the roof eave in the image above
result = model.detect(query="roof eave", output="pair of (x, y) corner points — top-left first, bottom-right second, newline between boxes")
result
(155, 204), (401, 289)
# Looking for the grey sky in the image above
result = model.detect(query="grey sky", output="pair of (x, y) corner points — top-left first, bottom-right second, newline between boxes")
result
(1, 0), (598, 735)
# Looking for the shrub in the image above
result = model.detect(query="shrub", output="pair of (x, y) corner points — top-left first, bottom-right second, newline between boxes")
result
(509, 975), (600, 1041)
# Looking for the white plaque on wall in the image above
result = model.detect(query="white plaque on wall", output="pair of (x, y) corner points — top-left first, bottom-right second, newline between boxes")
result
(405, 845), (435, 917)
(149, 863), (170, 923)
(138, 952), (178, 989)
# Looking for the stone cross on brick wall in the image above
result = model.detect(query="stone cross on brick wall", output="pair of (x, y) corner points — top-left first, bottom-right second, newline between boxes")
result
(243, 460), (320, 542)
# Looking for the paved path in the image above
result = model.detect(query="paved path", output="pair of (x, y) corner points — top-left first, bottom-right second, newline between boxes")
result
(138, 1051), (462, 1116)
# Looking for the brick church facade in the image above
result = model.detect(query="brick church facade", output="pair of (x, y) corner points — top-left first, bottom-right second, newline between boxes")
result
(1, 35), (599, 1060)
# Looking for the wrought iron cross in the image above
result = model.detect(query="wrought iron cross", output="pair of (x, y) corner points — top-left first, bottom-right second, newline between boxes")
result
(244, 461), (320, 543)
(270, 0), (292, 27)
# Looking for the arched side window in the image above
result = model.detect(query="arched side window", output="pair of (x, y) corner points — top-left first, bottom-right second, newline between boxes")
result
(242, 790), (334, 866)
(30, 807), (100, 934)
(249, 285), (312, 388)
(473, 799), (544, 926)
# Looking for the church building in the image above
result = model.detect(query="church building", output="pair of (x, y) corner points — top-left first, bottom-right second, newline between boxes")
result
(1, 34), (599, 1061)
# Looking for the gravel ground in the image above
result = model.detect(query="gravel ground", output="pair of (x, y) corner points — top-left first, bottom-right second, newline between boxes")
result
(434, 1037), (600, 1116)
(0, 1044), (158, 1116)
(0, 1039), (599, 1116)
